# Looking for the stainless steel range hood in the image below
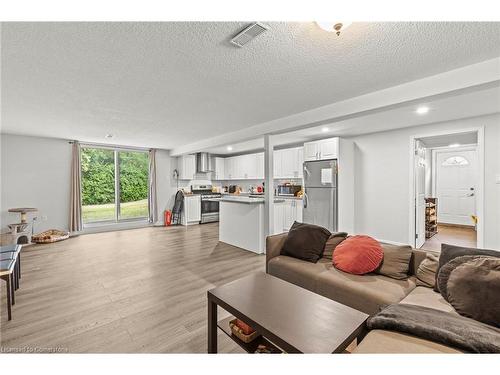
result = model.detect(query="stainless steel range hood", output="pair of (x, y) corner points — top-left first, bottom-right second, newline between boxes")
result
(196, 152), (214, 173)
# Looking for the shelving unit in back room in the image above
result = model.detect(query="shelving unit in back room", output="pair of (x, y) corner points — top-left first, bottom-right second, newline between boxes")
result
(425, 198), (438, 239)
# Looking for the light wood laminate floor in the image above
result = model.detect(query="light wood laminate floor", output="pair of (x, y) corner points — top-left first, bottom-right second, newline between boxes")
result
(0, 223), (265, 353)
(421, 224), (477, 252)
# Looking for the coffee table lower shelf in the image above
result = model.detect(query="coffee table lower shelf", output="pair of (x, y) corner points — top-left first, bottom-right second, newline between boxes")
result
(217, 316), (283, 354)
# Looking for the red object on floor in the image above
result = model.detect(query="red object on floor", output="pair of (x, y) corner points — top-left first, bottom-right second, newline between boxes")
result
(333, 235), (383, 275)
(164, 210), (172, 226)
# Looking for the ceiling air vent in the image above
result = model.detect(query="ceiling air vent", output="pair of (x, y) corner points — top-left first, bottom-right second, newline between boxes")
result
(230, 22), (269, 47)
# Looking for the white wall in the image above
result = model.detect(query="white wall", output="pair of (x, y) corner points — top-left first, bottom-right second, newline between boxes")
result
(1, 134), (178, 231)
(155, 149), (178, 225)
(1, 134), (72, 233)
(350, 113), (500, 249)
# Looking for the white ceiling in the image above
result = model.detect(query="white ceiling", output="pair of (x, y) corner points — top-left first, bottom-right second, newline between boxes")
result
(204, 85), (500, 155)
(2, 22), (500, 149)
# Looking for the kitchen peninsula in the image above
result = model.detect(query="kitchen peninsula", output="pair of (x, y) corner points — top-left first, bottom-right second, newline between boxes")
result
(217, 196), (284, 254)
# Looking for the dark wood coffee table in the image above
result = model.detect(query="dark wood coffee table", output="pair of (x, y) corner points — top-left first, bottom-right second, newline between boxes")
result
(207, 272), (368, 353)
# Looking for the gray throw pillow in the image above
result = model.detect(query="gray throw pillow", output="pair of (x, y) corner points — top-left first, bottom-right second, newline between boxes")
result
(434, 243), (500, 292)
(322, 232), (348, 260)
(437, 255), (482, 300)
(375, 243), (413, 280)
(446, 256), (500, 327)
(416, 253), (439, 288)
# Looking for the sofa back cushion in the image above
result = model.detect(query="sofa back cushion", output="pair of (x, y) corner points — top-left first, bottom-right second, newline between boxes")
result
(281, 221), (331, 263)
(416, 253), (439, 288)
(435, 243), (500, 292)
(375, 243), (413, 280)
(322, 232), (348, 260)
(333, 235), (383, 275)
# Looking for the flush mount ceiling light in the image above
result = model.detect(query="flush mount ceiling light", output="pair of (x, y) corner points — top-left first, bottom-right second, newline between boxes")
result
(105, 134), (113, 139)
(226, 146), (233, 151)
(316, 22), (352, 36)
(415, 106), (430, 115)
(448, 143), (461, 148)
(322, 127), (329, 132)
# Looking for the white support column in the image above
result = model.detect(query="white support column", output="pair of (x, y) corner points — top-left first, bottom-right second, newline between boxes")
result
(264, 134), (275, 240)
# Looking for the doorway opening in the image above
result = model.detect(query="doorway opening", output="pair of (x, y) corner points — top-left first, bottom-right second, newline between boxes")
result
(409, 128), (484, 251)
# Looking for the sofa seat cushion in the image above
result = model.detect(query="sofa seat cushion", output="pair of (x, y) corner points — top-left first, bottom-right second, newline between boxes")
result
(399, 286), (457, 314)
(353, 330), (462, 353)
(267, 256), (331, 293)
(314, 267), (416, 315)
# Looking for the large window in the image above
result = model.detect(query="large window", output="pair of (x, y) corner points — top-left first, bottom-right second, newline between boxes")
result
(81, 147), (149, 224)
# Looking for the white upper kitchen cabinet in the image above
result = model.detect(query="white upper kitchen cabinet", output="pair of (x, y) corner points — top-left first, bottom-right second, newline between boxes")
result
(240, 153), (257, 179)
(214, 157), (225, 180)
(273, 150), (282, 178)
(303, 142), (319, 162)
(256, 153), (264, 179)
(273, 147), (303, 179)
(303, 137), (339, 161)
(320, 138), (339, 160)
(297, 148), (304, 178)
(177, 154), (196, 180)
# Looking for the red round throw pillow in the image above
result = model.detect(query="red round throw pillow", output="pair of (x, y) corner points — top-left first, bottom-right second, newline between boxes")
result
(333, 235), (383, 275)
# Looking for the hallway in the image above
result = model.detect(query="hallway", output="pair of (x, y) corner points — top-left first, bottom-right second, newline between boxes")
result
(421, 224), (477, 252)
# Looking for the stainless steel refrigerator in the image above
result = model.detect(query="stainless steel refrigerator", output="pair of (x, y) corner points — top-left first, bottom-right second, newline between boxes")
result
(303, 159), (338, 232)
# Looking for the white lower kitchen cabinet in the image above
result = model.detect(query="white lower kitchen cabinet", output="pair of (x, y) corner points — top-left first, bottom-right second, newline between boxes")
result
(273, 199), (303, 233)
(273, 201), (285, 234)
(181, 195), (201, 225)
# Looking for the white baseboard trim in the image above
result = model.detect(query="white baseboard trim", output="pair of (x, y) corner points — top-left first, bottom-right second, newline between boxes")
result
(375, 238), (411, 247)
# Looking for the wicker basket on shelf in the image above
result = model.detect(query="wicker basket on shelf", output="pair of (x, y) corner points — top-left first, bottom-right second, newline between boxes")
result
(32, 229), (70, 244)
(229, 319), (260, 343)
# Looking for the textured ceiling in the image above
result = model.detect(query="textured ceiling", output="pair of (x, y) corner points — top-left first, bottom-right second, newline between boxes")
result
(2, 22), (500, 148)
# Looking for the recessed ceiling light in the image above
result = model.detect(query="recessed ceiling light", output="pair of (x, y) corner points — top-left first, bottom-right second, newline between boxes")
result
(449, 143), (460, 148)
(105, 134), (113, 139)
(322, 127), (329, 132)
(316, 22), (352, 36)
(415, 106), (430, 115)
(226, 146), (233, 151)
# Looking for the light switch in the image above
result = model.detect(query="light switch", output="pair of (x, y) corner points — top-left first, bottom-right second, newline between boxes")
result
(496, 174), (500, 184)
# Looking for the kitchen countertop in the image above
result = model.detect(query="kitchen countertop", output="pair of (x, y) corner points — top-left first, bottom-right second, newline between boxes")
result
(208, 196), (285, 204)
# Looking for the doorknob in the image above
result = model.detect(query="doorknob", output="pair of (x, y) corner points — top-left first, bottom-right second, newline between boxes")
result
(467, 193), (475, 197)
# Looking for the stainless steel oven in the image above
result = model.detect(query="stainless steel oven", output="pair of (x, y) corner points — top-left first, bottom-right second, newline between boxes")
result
(192, 184), (221, 224)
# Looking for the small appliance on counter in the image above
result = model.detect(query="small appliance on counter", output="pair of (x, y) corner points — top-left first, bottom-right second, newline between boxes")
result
(277, 184), (302, 197)
(228, 185), (239, 194)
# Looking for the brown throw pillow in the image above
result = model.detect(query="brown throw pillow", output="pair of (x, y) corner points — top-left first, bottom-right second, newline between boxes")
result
(322, 232), (348, 260)
(435, 243), (500, 292)
(375, 243), (413, 280)
(281, 221), (331, 263)
(416, 253), (439, 288)
(437, 255), (482, 300)
(446, 256), (500, 327)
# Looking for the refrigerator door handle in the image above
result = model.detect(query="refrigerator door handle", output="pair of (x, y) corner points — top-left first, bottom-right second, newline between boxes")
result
(303, 192), (308, 208)
(304, 165), (311, 178)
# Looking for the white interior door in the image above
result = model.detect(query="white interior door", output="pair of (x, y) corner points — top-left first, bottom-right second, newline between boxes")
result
(435, 149), (477, 226)
(415, 141), (426, 248)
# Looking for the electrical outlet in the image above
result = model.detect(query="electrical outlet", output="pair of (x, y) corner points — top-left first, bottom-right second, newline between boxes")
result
(41, 215), (48, 221)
